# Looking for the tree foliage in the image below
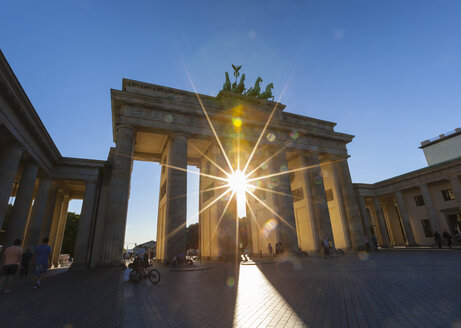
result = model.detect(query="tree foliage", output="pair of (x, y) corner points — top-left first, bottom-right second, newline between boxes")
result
(61, 212), (80, 256)
(186, 223), (199, 250)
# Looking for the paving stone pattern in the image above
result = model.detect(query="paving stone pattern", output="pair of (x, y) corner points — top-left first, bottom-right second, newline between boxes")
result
(123, 252), (461, 328)
(0, 267), (121, 328)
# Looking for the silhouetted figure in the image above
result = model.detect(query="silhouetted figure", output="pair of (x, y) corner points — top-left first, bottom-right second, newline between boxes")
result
(0, 239), (22, 293)
(371, 236), (378, 252)
(20, 248), (33, 277)
(434, 231), (442, 248)
(364, 234), (370, 253)
(33, 237), (52, 289)
(442, 230), (452, 248)
(323, 237), (330, 259)
(268, 243), (273, 257)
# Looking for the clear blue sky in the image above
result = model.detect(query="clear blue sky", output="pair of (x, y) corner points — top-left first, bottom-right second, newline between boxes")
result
(1, 1), (460, 246)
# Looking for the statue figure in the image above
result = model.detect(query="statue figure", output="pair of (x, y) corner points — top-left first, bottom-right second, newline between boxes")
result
(245, 77), (262, 97)
(223, 72), (231, 91)
(232, 73), (246, 94)
(232, 64), (242, 76)
(257, 82), (274, 101)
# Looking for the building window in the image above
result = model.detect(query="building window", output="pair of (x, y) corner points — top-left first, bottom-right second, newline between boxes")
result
(441, 189), (455, 201)
(325, 188), (334, 202)
(421, 219), (433, 238)
(414, 195), (425, 206)
(292, 187), (304, 202)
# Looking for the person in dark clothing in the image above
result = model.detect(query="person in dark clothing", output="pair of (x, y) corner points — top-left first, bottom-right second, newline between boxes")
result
(371, 236), (378, 252)
(143, 251), (149, 267)
(20, 248), (33, 277)
(433, 231), (442, 248)
(442, 230), (453, 248)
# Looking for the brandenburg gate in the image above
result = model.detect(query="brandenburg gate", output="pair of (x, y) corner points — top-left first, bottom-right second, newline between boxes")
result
(0, 53), (365, 268)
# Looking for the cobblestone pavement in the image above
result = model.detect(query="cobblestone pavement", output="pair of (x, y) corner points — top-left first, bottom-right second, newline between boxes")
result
(0, 267), (121, 328)
(122, 251), (461, 328)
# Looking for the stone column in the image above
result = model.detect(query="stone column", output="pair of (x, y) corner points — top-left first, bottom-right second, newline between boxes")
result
(38, 184), (58, 242)
(0, 144), (23, 228)
(3, 162), (39, 247)
(394, 191), (417, 245)
(52, 194), (70, 266)
(330, 162), (352, 247)
(23, 177), (52, 250)
(356, 195), (372, 236)
(48, 190), (64, 250)
(300, 156), (319, 251)
(101, 125), (136, 265)
(419, 184), (442, 233)
(270, 150), (298, 253)
(305, 152), (333, 248)
(449, 176), (461, 211)
(372, 198), (390, 245)
(164, 133), (188, 261)
(73, 181), (97, 267)
(334, 159), (365, 250)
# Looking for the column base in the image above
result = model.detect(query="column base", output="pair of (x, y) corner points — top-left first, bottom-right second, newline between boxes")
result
(69, 263), (89, 271)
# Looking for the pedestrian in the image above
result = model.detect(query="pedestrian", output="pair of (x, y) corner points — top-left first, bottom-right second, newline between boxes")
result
(371, 236), (378, 252)
(0, 239), (22, 294)
(275, 243), (280, 256)
(143, 251), (149, 267)
(442, 230), (453, 249)
(20, 248), (33, 277)
(322, 237), (330, 259)
(241, 248), (249, 262)
(33, 237), (52, 289)
(328, 238), (335, 257)
(456, 230), (461, 244)
(364, 234), (370, 253)
(267, 243), (273, 257)
(433, 231), (442, 248)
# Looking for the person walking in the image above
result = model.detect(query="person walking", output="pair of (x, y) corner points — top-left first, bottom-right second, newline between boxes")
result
(371, 236), (378, 252)
(33, 237), (52, 289)
(442, 230), (453, 249)
(322, 237), (330, 259)
(364, 234), (370, 253)
(20, 248), (33, 277)
(0, 239), (22, 293)
(267, 243), (273, 257)
(275, 243), (280, 257)
(433, 231), (442, 249)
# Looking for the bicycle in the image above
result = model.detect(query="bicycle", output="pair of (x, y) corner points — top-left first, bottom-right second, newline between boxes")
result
(128, 258), (161, 285)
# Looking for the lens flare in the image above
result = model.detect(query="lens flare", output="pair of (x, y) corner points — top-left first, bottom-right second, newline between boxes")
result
(261, 218), (278, 237)
(228, 170), (248, 218)
(232, 117), (242, 128)
(358, 251), (370, 261)
(226, 276), (235, 287)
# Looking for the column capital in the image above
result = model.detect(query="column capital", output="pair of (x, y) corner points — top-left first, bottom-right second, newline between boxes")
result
(170, 132), (188, 140)
(4, 143), (24, 152)
(116, 124), (136, 132)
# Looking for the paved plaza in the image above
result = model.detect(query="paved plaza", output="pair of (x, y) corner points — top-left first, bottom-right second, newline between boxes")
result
(123, 251), (461, 328)
(0, 251), (460, 328)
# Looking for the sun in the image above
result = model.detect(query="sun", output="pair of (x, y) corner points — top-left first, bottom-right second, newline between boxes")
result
(227, 170), (249, 218)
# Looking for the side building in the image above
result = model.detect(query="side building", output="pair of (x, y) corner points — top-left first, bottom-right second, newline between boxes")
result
(354, 129), (461, 247)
